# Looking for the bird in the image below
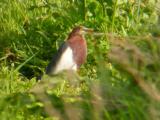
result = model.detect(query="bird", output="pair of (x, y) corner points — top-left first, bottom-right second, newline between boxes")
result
(45, 26), (93, 76)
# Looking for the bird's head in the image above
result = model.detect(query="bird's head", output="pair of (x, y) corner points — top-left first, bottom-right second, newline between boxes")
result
(68, 26), (93, 39)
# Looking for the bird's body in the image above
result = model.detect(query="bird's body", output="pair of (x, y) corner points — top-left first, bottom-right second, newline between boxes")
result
(45, 26), (92, 76)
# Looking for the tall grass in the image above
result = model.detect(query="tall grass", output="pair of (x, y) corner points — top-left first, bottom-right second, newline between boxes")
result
(0, 0), (160, 120)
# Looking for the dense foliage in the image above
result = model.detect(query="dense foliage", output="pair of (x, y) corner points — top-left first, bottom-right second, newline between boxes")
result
(0, 0), (160, 119)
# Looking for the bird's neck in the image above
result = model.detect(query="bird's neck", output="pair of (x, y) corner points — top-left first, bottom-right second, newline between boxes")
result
(67, 34), (85, 44)
(67, 34), (87, 68)
(67, 32), (84, 39)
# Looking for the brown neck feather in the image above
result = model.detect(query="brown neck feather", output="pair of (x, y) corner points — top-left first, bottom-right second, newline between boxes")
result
(67, 35), (87, 68)
(67, 33), (81, 40)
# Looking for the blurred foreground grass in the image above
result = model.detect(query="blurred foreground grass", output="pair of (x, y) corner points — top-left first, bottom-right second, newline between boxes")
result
(0, 0), (160, 120)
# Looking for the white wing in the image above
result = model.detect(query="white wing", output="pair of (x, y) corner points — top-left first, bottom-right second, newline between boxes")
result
(53, 46), (77, 74)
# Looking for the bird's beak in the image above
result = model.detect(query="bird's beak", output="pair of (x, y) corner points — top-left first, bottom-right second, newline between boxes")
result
(82, 27), (94, 34)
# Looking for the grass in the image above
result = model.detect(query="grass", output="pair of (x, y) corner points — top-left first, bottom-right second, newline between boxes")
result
(0, 0), (160, 119)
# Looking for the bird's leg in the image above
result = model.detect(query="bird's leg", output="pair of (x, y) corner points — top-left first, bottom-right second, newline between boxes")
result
(67, 70), (89, 88)
(65, 70), (87, 89)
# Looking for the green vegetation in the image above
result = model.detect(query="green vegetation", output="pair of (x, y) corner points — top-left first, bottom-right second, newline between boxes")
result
(0, 0), (160, 119)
